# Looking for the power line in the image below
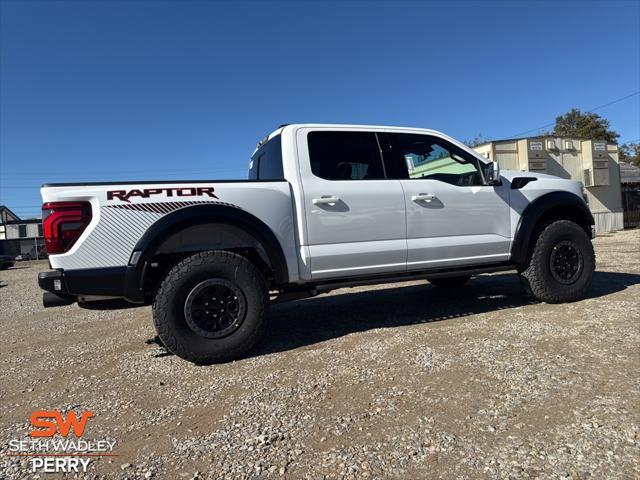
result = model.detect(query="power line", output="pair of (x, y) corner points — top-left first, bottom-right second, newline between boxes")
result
(0, 167), (247, 177)
(507, 91), (640, 139)
(588, 91), (640, 112)
(4, 205), (40, 208)
(0, 170), (248, 186)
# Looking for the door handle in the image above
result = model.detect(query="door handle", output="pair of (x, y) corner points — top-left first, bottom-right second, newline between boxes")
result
(411, 193), (435, 203)
(312, 196), (340, 206)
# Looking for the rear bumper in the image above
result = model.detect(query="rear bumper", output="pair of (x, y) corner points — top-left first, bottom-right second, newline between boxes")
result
(38, 270), (67, 294)
(38, 266), (141, 308)
(38, 271), (76, 307)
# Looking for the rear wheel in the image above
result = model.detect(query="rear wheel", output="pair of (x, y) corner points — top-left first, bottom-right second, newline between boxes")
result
(518, 220), (595, 303)
(153, 250), (268, 364)
(426, 275), (471, 288)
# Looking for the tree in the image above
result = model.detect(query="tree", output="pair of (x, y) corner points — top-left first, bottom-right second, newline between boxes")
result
(552, 108), (620, 142)
(619, 142), (640, 167)
(463, 133), (490, 148)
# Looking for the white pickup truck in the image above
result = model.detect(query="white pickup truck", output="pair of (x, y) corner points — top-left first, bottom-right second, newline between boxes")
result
(39, 124), (595, 364)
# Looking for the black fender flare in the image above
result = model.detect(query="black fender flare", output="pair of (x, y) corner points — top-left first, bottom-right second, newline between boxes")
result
(511, 191), (594, 267)
(123, 203), (289, 302)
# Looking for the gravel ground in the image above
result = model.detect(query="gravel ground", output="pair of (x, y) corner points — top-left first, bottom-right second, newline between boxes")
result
(1, 229), (639, 479)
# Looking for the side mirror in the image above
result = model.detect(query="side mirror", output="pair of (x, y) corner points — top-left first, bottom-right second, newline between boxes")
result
(487, 161), (500, 185)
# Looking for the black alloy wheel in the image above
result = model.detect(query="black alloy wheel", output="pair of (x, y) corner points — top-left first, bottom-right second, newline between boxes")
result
(549, 240), (583, 285)
(184, 279), (247, 339)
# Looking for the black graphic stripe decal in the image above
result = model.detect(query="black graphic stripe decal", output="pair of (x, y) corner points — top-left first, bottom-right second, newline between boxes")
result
(105, 201), (220, 213)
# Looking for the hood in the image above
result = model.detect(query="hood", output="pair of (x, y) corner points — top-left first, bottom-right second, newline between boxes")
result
(499, 169), (585, 199)
(500, 169), (564, 181)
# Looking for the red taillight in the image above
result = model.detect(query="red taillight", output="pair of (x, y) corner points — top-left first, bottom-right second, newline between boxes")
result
(42, 202), (92, 254)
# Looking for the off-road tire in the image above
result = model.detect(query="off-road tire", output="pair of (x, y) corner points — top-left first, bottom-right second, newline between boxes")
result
(153, 250), (268, 364)
(427, 275), (471, 288)
(519, 220), (595, 303)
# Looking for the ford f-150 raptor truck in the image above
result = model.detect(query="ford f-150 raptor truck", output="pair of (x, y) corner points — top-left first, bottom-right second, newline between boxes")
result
(39, 124), (595, 364)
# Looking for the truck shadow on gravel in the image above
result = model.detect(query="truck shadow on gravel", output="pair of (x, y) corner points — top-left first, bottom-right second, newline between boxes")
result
(145, 270), (639, 360)
(252, 270), (640, 357)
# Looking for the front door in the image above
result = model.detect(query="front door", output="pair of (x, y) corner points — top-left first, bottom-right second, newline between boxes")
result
(381, 132), (511, 270)
(297, 129), (406, 279)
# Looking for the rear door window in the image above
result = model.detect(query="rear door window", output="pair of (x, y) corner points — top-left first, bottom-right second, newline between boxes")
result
(307, 131), (385, 180)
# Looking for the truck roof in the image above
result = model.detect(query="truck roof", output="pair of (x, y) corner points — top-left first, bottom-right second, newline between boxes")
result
(260, 124), (483, 162)
(258, 123), (448, 149)
(257, 123), (448, 152)
(273, 123), (446, 137)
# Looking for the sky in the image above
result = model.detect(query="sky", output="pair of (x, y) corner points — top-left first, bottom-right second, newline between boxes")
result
(1, 0), (639, 218)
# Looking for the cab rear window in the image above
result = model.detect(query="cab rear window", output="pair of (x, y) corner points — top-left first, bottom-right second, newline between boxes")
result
(249, 135), (284, 180)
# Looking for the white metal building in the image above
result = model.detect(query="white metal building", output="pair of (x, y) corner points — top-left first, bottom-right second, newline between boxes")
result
(474, 137), (623, 233)
(0, 206), (45, 259)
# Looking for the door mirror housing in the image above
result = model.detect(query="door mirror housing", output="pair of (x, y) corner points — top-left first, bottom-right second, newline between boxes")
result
(486, 161), (501, 185)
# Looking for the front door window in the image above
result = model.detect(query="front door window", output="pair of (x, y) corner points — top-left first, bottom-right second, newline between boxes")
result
(383, 133), (487, 186)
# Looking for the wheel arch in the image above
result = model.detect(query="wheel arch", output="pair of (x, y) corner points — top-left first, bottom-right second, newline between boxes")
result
(511, 191), (594, 267)
(123, 203), (289, 302)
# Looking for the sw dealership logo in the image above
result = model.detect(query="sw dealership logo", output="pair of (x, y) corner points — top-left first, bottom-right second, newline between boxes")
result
(30, 410), (94, 437)
(5, 410), (117, 473)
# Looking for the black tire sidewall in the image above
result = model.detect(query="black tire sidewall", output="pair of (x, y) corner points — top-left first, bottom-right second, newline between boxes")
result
(155, 253), (267, 363)
(529, 221), (595, 301)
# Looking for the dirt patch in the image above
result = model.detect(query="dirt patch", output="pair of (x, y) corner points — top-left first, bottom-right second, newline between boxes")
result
(1, 230), (639, 479)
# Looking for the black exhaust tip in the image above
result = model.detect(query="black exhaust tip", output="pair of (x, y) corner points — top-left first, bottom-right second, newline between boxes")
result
(43, 292), (75, 308)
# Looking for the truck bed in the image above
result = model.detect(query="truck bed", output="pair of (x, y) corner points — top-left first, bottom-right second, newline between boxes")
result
(41, 180), (299, 282)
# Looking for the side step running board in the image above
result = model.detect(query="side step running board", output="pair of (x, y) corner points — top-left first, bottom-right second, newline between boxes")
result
(271, 263), (516, 304)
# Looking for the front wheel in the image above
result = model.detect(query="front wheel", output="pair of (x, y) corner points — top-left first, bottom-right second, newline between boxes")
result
(519, 220), (595, 303)
(153, 250), (268, 364)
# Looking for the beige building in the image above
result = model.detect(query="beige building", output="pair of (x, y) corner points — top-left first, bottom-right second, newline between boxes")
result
(474, 137), (623, 233)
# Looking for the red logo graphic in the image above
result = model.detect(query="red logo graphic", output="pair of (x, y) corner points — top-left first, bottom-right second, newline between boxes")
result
(30, 411), (94, 438)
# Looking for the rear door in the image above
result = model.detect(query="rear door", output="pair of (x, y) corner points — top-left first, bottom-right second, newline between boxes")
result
(296, 128), (406, 280)
(381, 131), (511, 270)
